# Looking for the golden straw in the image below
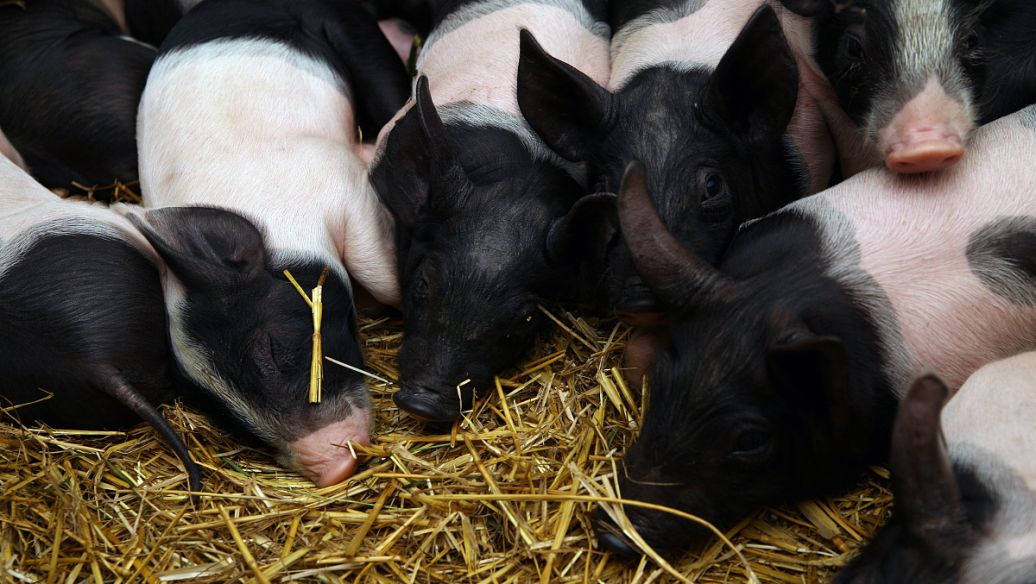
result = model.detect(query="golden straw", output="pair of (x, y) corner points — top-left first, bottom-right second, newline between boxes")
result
(283, 267), (329, 403)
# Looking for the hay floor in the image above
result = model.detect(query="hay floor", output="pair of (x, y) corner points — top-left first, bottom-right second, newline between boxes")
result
(0, 310), (892, 583)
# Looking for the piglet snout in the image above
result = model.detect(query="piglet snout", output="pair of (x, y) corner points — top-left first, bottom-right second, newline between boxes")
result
(393, 384), (467, 423)
(885, 127), (964, 173)
(879, 77), (972, 174)
(289, 415), (371, 487)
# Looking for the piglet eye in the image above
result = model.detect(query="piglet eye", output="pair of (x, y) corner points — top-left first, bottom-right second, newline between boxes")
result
(696, 167), (728, 204)
(842, 35), (864, 62)
(732, 429), (772, 457)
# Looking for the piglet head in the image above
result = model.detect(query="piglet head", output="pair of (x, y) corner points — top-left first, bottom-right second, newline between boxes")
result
(836, 375), (976, 584)
(596, 165), (866, 554)
(517, 8), (803, 315)
(371, 77), (606, 422)
(129, 207), (371, 487)
(782, 0), (987, 173)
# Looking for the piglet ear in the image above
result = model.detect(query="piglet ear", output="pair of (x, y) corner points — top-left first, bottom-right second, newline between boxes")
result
(777, 0), (831, 17)
(370, 76), (467, 226)
(705, 5), (798, 143)
(545, 192), (618, 267)
(517, 29), (611, 162)
(767, 334), (851, 438)
(891, 375), (966, 543)
(128, 207), (267, 288)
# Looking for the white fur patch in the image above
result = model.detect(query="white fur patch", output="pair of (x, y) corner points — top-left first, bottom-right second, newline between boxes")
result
(424, 0), (609, 50)
(415, 3), (610, 117)
(609, 0), (766, 89)
(0, 156), (156, 281)
(139, 38), (400, 305)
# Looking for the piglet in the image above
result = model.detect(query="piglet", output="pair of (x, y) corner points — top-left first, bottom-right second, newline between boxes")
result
(370, 0), (611, 423)
(134, 0), (409, 486)
(838, 355), (1036, 584)
(0, 132), (199, 491)
(518, 3), (827, 317)
(596, 104), (1036, 555)
(0, 0), (156, 196)
(782, 0), (1036, 174)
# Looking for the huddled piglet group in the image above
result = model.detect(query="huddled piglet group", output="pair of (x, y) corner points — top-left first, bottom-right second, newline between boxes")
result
(0, 0), (1035, 579)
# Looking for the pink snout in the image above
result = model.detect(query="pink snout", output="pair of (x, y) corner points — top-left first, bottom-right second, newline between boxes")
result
(878, 77), (973, 174)
(885, 127), (964, 174)
(289, 414), (371, 487)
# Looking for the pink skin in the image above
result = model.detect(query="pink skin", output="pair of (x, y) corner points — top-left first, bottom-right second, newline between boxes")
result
(799, 108), (1036, 395)
(288, 409), (372, 487)
(378, 19), (416, 65)
(879, 78), (972, 174)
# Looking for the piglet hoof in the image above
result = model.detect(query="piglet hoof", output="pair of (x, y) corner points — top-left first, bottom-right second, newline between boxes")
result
(393, 385), (467, 423)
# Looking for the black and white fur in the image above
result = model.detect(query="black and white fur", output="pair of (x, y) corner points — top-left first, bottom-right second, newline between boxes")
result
(597, 105), (1036, 554)
(134, 0), (409, 485)
(838, 354), (1036, 584)
(0, 137), (198, 491)
(370, 0), (613, 422)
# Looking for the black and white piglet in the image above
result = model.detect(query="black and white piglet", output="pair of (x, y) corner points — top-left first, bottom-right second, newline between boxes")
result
(518, 2), (832, 316)
(839, 355), (1036, 584)
(782, 0), (1036, 174)
(0, 131), (198, 491)
(134, 0), (409, 486)
(597, 104), (1036, 554)
(0, 0), (156, 196)
(371, 0), (611, 422)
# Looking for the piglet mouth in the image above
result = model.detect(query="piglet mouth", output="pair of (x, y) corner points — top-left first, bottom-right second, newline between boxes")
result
(393, 382), (478, 423)
(288, 415), (371, 487)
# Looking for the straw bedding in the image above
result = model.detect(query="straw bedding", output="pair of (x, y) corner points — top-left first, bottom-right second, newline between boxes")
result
(0, 310), (893, 583)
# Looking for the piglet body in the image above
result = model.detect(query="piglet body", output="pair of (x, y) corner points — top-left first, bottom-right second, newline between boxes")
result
(0, 0), (156, 195)
(839, 354), (1036, 583)
(136, 0), (408, 486)
(600, 105), (1036, 554)
(0, 134), (198, 490)
(371, 0), (611, 422)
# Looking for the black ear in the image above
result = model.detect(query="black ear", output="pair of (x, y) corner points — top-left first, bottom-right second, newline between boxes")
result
(129, 206), (267, 288)
(370, 76), (468, 227)
(618, 161), (738, 308)
(516, 29), (611, 162)
(706, 5), (799, 143)
(768, 334), (851, 438)
(891, 375), (965, 542)
(778, 0), (831, 16)
(545, 192), (618, 267)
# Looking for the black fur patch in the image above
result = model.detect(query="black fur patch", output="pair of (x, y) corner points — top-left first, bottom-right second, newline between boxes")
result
(0, 231), (173, 428)
(966, 216), (1036, 306)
